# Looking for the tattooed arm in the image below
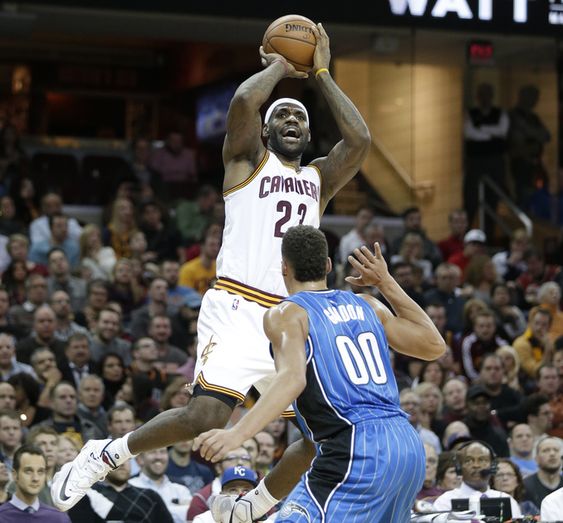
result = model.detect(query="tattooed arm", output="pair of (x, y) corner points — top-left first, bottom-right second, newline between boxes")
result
(310, 24), (371, 213)
(223, 48), (307, 192)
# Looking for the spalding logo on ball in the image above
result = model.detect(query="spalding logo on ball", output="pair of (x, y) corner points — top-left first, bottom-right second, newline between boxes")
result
(262, 14), (317, 72)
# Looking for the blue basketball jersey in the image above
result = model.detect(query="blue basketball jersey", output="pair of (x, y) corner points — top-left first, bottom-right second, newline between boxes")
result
(285, 289), (406, 442)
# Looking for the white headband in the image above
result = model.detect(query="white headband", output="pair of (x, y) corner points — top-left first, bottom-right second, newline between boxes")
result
(264, 98), (309, 124)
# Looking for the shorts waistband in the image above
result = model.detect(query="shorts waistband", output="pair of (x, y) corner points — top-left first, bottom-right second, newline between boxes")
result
(214, 277), (284, 308)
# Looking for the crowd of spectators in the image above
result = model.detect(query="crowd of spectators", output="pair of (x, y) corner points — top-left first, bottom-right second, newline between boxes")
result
(0, 119), (562, 521)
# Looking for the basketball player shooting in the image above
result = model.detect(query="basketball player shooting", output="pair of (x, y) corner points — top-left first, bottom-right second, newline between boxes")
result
(51, 21), (371, 518)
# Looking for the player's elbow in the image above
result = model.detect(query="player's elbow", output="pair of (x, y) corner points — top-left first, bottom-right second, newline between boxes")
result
(420, 337), (447, 361)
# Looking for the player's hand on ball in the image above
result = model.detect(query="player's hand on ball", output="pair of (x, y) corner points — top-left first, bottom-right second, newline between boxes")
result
(345, 243), (390, 287)
(312, 23), (331, 72)
(259, 46), (308, 79)
(193, 428), (244, 463)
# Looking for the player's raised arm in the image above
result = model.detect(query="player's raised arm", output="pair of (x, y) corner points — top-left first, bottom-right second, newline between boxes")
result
(347, 243), (446, 361)
(223, 48), (307, 191)
(194, 302), (308, 462)
(310, 23), (371, 212)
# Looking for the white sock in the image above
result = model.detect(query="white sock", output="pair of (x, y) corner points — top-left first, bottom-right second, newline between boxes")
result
(104, 432), (136, 467)
(240, 478), (279, 518)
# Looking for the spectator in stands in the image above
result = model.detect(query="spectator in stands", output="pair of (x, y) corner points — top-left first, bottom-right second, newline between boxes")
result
(24, 425), (59, 505)
(254, 430), (277, 476)
(492, 228), (530, 282)
(391, 207), (442, 268)
(509, 423), (538, 477)
(0, 410), (22, 469)
(139, 200), (183, 263)
(379, 262), (425, 311)
(0, 287), (21, 340)
(178, 231), (220, 295)
(524, 393), (553, 445)
(166, 439), (214, 493)
(391, 232), (434, 284)
(442, 421), (471, 451)
(175, 185), (219, 246)
(99, 352), (126, 410)
(459, 310), (508, 379)
(463, 83), (509, 232)
(490, 283), (527, 342)
(29, 192), (82, 245)
(436, 451), (461, 492)
(537, 282), (563, 342)
(534, 365), (563, 439)
(399, 389), (441, 454)
(55, 435), (79, 469)
(6, 233), (47, 277)
(89, 308), (132, 366)
(0, 333), (35, 381)
(438, 209), (468, 262)
(0, 444), (70, 522)
(68, 460), (173, 523)
(130, 277), (171, 340)
(16, 305), (66, 365)
(414, 382), (446, 440)
(508, 84), (551, 210)
(496, 345), (522, 392)
(74, 279), (109, 331)
(0, 197), (25, 237)
(46, 248), (86, 312)
(448, 229), (487, 278)
(148, 315), (187, 373)
(103, 197), (138, 259)
(160, 259), (201, 315)
(522, 436), (563, 510)
(0, 456), (9, 505)
(492, 458), (539, 516)
(29, 214), (80, 269)
(8, 373), (50, 428)
(514, 306), (554, 379)
(67, 347), (97, 394)
(11, 177), (40, 227)
(78, 224), (116, 281)
(129, 447), (192, 523)
(129, 337), (168, 394)
(516, 248), (560, 310)
(2, 261), (29, 308)
(77, 375), (106, 438)
(126, 137), (162, 199)
(463, 254), (498, 304)
(9, 274), (48, 335)
(159, 377), (190, 412)
(479, 353), (522, 424)
(425, 303), (457, 367)
(187, 446), (252, 521)
(338, 206), (374, 263)
(42, 381), (103, 446)
(463, 385), (509, 457)
(50, 291), (89, 344)
(432, 441), (521, 516)
(30, 347), (61, 409)
(424, 263), (465, 334)
(554, 345), (563, 389)
(0, 382), (16, 411)
(442, 378), (468, 425)
(107, 258), (145, 324)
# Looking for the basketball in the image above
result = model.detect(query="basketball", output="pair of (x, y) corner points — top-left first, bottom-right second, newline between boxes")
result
(262, 15), (317, 73)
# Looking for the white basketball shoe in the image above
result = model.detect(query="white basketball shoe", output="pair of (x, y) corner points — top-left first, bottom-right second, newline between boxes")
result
(211, 494), (256, 523)
(51, 438), (118, 511)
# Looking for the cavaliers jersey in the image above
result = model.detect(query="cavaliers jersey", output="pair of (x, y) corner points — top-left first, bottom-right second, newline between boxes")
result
(216, 151), (321, 298)
(285, 289), (406, 442)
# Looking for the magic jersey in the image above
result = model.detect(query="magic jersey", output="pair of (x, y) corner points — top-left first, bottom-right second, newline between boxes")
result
(216, 151), (321, 298)
(285, 290), (406, 442)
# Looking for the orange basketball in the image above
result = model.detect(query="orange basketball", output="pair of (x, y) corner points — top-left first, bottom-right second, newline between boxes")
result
(262, 15), (317, 73)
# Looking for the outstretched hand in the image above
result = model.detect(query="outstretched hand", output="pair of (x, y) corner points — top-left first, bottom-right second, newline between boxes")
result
(345, 243), (390, 288)
(312, 23), (331, 72)
(193, 428), (245, 463)
(259, 46), (308, 79)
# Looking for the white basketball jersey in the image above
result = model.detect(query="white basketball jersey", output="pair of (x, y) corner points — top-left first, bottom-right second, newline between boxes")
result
(216, 151), (321, 298)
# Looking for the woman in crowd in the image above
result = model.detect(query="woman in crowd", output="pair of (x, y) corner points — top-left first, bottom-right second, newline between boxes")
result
(7, 372), (51, 428)
(2, 260), (29, 305)
(79, 224), (116, 281)
(492, 458), (539, 516)
(159, 375), (191, 412)
(436, 450), (461, 492)
(490, 282), (527, 342)
(537, 281), (563, 342)
(496, 345), (523, 392)
(108, 258), (145, 325)
(56, 435), (80, 470)
(100, 352), (127, 410)
(391, 232), (433, 284)
(414, 382), (447, 440)
(464, 254), (498, 304)
(103, 196), (138, 259)
(10, 176), (40, 226)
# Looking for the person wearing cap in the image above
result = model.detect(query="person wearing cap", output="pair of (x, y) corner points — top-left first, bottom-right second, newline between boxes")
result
(192, 466), (262, 523)
(447, 229), (487, 278)
(463, 385), (509, 457)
